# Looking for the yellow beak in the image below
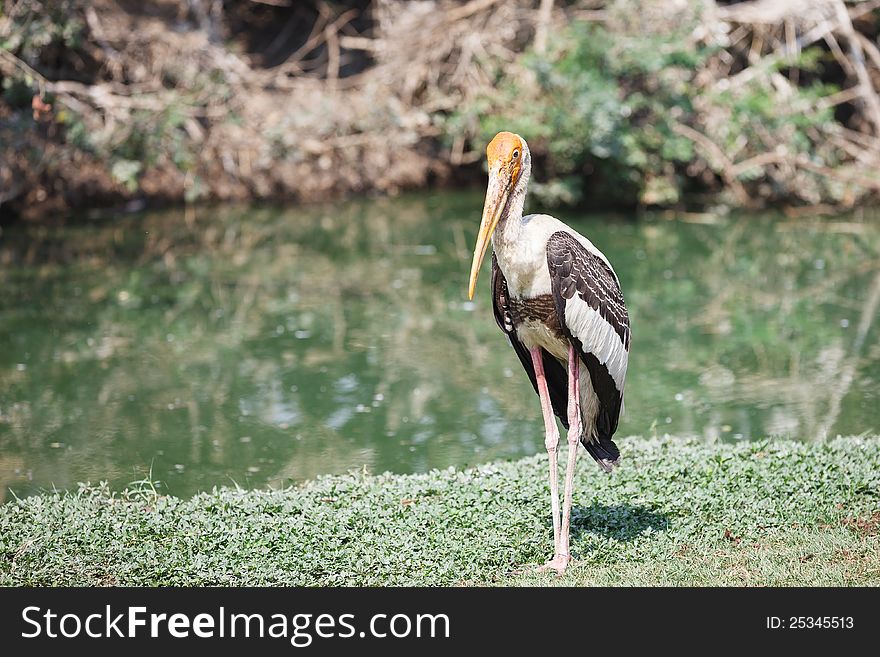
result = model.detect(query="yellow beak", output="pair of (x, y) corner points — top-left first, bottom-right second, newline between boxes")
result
(468, 168), (510, 300)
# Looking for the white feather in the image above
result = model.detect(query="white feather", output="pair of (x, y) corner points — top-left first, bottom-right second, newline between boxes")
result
(563, 299), (628, 391)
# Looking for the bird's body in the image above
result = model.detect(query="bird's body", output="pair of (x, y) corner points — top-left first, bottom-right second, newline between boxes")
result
(492, 214), (629, 469)
(468, 132), (630, 574)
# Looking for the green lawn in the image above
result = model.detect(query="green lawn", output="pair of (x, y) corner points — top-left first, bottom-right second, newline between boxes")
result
(1, 437), (878, 586)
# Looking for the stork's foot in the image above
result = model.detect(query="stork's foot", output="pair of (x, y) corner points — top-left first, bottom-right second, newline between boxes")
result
(537, 553), (571, 575)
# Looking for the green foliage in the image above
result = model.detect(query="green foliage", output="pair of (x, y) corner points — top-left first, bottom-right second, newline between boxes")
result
(1, 0), (875, 213)
(1, 2), (206, 194)
(454, 18), (709, 206)
(110, 159), (143, 192)
(0, 0), (85, 67)
(105, 106), (197, 175)
(0, 437), (877, 586)
(451, 9), (846, 208)
(41, 100), (199, 192)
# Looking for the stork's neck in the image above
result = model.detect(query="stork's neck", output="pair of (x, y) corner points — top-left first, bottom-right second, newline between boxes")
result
(492, 158), (530, 252)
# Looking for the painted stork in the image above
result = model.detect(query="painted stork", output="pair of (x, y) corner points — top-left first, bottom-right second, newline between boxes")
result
(467, 132), (631, 574)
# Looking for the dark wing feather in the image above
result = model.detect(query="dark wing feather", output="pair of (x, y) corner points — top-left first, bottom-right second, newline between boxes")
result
(491, 253), (570, 430)
(546, 231), (629, 442)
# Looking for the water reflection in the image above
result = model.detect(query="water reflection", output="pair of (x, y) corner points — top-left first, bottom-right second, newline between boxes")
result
(1, 195), (878, 499)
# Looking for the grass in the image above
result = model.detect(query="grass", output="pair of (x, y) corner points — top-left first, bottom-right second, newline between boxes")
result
(1, 436), (878, 586)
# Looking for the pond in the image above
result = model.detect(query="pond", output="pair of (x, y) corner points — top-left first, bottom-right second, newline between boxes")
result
(1, 192), (879, 500)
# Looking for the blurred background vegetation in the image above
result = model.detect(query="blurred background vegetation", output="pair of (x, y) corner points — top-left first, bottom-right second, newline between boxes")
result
(2, 0), (880, 221)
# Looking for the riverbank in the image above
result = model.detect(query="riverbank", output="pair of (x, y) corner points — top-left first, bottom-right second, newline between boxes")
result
(1, 436), (877, 586)
(3, 1), (880, 221)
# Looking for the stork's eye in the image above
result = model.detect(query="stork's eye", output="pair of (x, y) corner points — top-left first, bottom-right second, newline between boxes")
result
(512, 149), (520, 160)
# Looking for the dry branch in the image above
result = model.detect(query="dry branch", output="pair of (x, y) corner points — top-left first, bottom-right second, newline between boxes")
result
(672, 123), (750, 205)
(534, 0), (555, 53)
(832, 0), (880, 136)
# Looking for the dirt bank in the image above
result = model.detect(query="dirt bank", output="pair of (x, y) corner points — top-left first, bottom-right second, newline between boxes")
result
(2, 1), (879, 221)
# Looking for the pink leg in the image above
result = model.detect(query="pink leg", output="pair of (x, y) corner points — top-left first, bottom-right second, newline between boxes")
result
(539, 344), (580, 575)
(530, 347), (561, 558)
(559, 343), (582, 566)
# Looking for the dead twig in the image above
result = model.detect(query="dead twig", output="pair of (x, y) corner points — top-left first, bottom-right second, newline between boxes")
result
(832, 0), (880, 136)
(795, 156), (880, 190)
(672, 123), (750, 205)
(446, 0), (505, 23)
(534, 0), (555, 54)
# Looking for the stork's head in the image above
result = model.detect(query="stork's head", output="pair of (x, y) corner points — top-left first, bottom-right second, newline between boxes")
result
(467, 132), (530, 300)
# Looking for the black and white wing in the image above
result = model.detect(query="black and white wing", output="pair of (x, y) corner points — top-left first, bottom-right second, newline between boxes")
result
(546, 231), (630, 441)
(491, 253), (571, 429)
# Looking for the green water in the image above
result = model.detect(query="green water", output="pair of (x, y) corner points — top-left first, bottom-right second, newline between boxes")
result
(1, 193), (879, 500)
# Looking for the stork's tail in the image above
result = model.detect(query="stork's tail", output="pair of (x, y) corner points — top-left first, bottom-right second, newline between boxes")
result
(581, 434), (620, 473)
